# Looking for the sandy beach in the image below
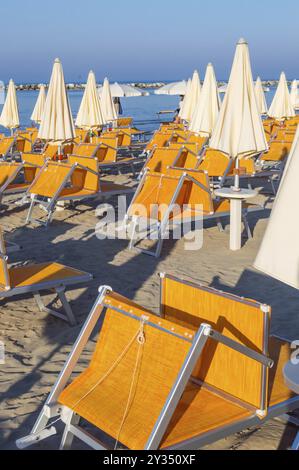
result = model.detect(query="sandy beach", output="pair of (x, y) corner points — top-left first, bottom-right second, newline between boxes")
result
(0, 174), (298, 450)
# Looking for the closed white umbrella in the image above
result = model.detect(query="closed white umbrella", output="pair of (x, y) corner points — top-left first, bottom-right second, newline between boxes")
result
(99, 82), (146, 97)
(255, 77), (268, 115)
(38, 58), (75, 147)
(254, 126), (299, 288)
(189, 63), (220, 136)
(268, 72), (295, 120)
(31, 85), (46, 124)
(100, 77), (117, 122)
(155, 80), (187, 95)
(290, 80), (299, 110)
(0, 79), (20, 134)
(210, 39), (268, 162)
(76, 70), (105, 129)
(179, 70), (201, 121)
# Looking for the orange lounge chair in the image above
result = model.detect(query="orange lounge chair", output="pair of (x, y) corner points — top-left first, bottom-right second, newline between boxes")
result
(0, 153), (45, 203)
(18, 274), (298, 450)
(145, 130), (173, 152)
(25, 155), (133, 226)
(0, 228), (92, 325)
(125, 168), (258, 257)
(142, 146), (201, 176)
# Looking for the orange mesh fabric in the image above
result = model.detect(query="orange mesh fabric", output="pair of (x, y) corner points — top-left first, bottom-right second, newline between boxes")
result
(29, 162), (72, 198)
(58, 297), (193, 450)
(144, 148), (179, 174)
(160, 382), (252, 448)
(161, 276), (269, 409)
(9, 262), (86, 288)
(0, 163), (21, 187)
(198, 149), (231, 177)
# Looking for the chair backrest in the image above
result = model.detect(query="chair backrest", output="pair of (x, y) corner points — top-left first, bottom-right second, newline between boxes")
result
(95, 138), (118, 163)
(72, 143), (98, 158)
(117, 117), (133, 127)
(145, 131), (173, 151)
(0, 162), (21, 187)
(168, 143), (201, 169)
(44, 144), (58, 158)
(58, 290), (194, 450)
(22, 153), (46, 183)
(261, 141), (292, 162)
(0, 228), (10, 290)
(144, 147), (179, 174)
(68, 155), (99, 192)
(0, 137), (14, 156)
(128, 172), (189, 221)
(198, 149), (232, 177)
(29, 161), (72, 198)
(167, 167), (214, 214)
(75, 128), (89, 143)
(160, 274), (270, 410)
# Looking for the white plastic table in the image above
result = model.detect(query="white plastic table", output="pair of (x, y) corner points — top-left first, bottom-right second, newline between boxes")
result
(283, 361), (299, 450)
(214, 187), (258, 251)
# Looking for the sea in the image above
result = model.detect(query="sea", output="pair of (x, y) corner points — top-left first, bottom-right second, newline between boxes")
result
(0, 87), (277, 136)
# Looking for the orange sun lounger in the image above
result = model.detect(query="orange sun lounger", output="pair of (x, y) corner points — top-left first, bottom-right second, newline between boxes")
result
(0, 228), (92, 325)
(17, 273), (298, 450)
(0, 153), (46, 203)
(125, 168), (259, 257)
(142, 146), (201, 176)
(25, 155), (133, 226)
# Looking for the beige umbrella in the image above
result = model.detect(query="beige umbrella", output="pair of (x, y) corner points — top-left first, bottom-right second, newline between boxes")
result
(189, 63), (220, 136)
(210, 38), (268, 188)
(254, 126), (299, 288)
(31, 85), (46, 124)
(268, 72), (295, 120)
(38, 58), (75, 149)
(254, 77), (268, 115)
(290, 80), (299, 110)
(179, 70), (201, 121)
(76, 70), (105, 129)
(100, 77), (117, 122)
(0, 79), (20, 134)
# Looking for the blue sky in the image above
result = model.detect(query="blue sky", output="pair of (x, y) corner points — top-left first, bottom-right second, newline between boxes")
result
(1, 0), (299, 82)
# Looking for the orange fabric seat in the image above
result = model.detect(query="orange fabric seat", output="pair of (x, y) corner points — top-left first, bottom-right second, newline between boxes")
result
(7, 262), (87, 289)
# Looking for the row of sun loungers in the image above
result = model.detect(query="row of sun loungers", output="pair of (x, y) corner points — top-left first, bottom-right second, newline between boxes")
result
(0, 115), (298, 450)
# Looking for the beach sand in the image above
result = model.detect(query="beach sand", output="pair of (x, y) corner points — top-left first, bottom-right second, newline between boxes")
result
(0, 176), (298, 450)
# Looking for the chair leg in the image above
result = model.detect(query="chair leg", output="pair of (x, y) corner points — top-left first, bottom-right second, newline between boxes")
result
(33, 289), (76, 326)
(60, 412), (80, 450)
(26, 196), (36, 223)
(216, 218), (224, 232)
(291, 431), (299, 450)
(242, 211), (252, 239)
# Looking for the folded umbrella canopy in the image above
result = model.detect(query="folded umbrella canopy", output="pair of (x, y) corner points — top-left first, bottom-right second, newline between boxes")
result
(210, 38), (268, 162)
(189, 63), (220, 136)
(268, 72), (295, 121)
(254, 126), (299, 288)
(179, 70), (201, 122)
(38, 58), (75, 144)
(290, 80), (299, 110)
(100, 77), (117, 122)
(76, 70), (105, 129)
(154, 80), (187, 96)
(254, 77), (268, 115)
(0, 79), (20, 133)
(31, 85), (46, 124)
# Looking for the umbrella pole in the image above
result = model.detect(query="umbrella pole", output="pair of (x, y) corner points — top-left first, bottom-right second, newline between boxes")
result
(233, 157), (240, 191)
